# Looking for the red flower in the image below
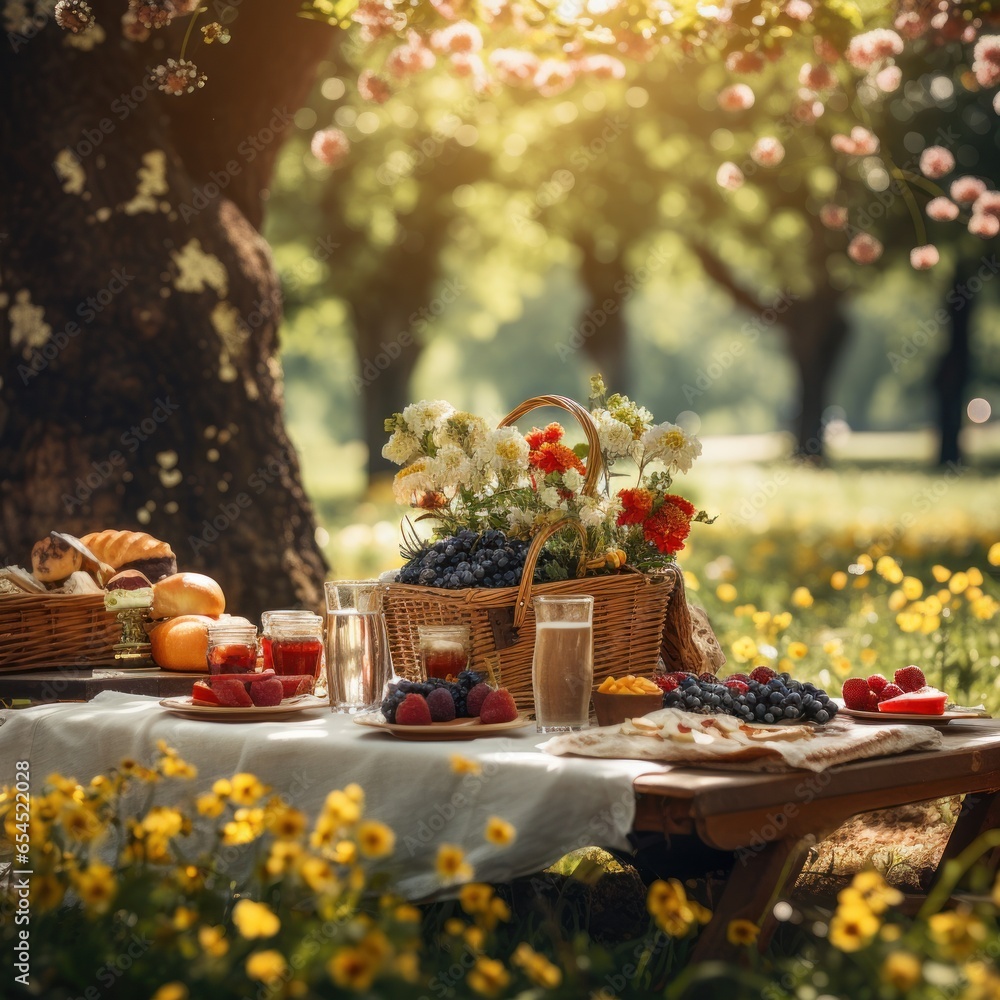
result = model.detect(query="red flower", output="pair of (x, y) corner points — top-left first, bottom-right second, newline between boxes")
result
(643, 495), (696, 555)
(616, 488), (654, 526)
(530, 442), (586, 477)
(525, 422), (564, 450)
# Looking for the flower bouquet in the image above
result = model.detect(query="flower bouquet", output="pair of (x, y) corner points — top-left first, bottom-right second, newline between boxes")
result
(378, 378), (714, 702)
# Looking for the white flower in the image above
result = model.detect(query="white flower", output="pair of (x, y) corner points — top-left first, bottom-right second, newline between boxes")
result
(428, 444), (473, 492)
(382, 430), (421, 466)
(401, 399), (455, 438)
(433, 411), (489, 452)
(561, 468), (584, 494)
(540, 486), (566, 510)
(591, 409), (634, 461)
(578, 496), (607, 528)
(473, 427), (530, 475)
(392, 459), (434, 504)
(640, 422), (702, 473)
(506, 507), (535, 532)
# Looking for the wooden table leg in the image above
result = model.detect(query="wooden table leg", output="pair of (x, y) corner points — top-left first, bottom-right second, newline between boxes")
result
(927, 788), (1000, 894)
(690, 835), (816, 963)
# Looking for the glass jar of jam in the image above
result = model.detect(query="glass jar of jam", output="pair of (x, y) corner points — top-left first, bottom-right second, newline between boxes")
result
(260, 610), (321, 672)
(418, 625), (471, 680)
(270, 614), (324, 679)
(206, 621), (259, 674)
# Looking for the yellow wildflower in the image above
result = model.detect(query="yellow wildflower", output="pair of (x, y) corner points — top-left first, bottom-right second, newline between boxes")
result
(450, 755), (482, 775)
(949, 571), (970, 594)
(160, 755), (197, 779)
(299, 856), (339, 895)
(734, 603), (757, 617)
(222, 807), (264, 846)
(232, 899), (280, 939)
(831, 571), (848, 590)
(328, 947), (378, 991)
(172, 907), (197, 931)
(460, 883), (494, 914)
(771, 611), (792, 632)
(787, 642), (808, 659)
(849, 871), (903, 914)
(860, 648), (878, 666)
(467, 956), (510, 996)
(229, 773), (267, 806)
(394, 952), (420, 983)
(32, 875), (64, 912)
(444, 917), (466, 936)
(988, 543), (1000, 566)
(74, 862), (116, 914)
(196, 793), (226, 818)
(831, 655), (852, 677)
(928, 908), (988, 959)
(343, 782), (365, 806)
(151, 985), (189, 1000)
(436, 843), (473, 881)
(212, 778), (232, 797)
(332, 839), (358, 866)
(60, 800), (103, 842)
(881, 951), (921, 990)
(464, 925), (485, 952)
(513, 942), (563, 988)
(822, 639), (842, 656)
(887, 590), (908, 612)
(484, 816), (516, 847)
(932, 564), (951, 583)
(395, 904), (422, 923)
(716, 583), (737, 602)
(266, 804), (307, 841)
(246, 949), (288, 984)
(791, 586), (814, 608)
(323, 790), (361, 827)
(356, 820), (396, 859)
(731, 636), (758, 663)
(828, 903), (880, 952)
(726, 919), (759, 946)
(198, 925), (229, 957)
(857, 553), (874, 570)
(902, 576), (923, 600)
(683, 571), (699, 591)
(896, 611), (922, 633)
(967, 567), (984, 586)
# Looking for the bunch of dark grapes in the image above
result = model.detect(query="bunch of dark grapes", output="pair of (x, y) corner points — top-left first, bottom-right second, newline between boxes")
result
(380, 669), (486, 722)
(398, 529), (535, 589)
(661, 673), (837, 725)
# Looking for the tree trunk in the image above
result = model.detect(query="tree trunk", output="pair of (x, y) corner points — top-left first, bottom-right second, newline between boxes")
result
(934, 261), (974, 467)
(0, 1), (332, 618)
(576, 241), (629, 390)
(783, 288), (850, 464)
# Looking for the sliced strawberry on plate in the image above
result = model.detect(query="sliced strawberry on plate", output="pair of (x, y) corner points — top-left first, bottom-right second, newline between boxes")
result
(278, 675), (315, 698)
(192, 681), (220, 706)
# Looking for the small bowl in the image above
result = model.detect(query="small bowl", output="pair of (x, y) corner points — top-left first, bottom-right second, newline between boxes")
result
(592, 690), (664, 728)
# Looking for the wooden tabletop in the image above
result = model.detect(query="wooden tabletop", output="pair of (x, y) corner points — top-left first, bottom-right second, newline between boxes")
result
(0, 668), (205, 703)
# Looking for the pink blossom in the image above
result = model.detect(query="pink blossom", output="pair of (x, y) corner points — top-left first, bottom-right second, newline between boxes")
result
(874, 65), (902, 92)
(973, 35), (1000, 88)
(450, 52), (489, 90)
(831, 126), (879, 157)
(969, 214), (1000, 238)
(386, 32), (436, 78)
(726, 51), (764, 73)
(798, 62), (834, 89)
(894, 10), (928, 39)
(784, 0), (812, 21)
(751, 136), (785, 167)
(819, 204), (848, 230)
(793, 96), (824, 123)
(574, 54), (626, 80)
(429, 0), (468, 19)
(533, 59), (575, 97)
(973, 190), (1000, 218)
(847, 233), (883, 265)
(716, 161), (744, 191)
(310, 128), (350, 168)
(352, 0), (401, 42)
(909, 244), (940, 270)
(919, 145), (955, 179)
(951, 176), (987, 203)
(846, 29), (903, 70)
(718, 83), (755, 111)
(489, 48), (539, 86)
(478, 0), (506, 21)
(813, 35), (840, 63)
(358, 70), (391, 104)
(430, 20), (482, 54)
(925, 197), (959, 222)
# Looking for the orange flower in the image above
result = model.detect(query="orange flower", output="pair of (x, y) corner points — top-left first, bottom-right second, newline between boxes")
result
(524, 422), (564, 449)
(617, 488), (655, 526)
(529, 442), (586, 477)
(643, 495), (696, 555)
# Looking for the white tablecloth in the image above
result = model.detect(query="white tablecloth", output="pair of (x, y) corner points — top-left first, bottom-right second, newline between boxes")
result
(0, 692), (667, 899)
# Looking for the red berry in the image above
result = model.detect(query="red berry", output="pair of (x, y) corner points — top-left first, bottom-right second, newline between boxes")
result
(214, 678), (253, 707)
(655, 675), (680, 693)
(466, 682), (494, 718)
(867, 674), (888, 695)
(842, 677), (873, 710)
(480, 688), (518, 724)
(864, 690), (881, 712)
(395, 693), (432, 726)
(725, 680), (749, 695)
(726, 673), (751, 684)
(878, 683), (905, 703)
(250, 677), (284, 707)
(698, 671), (718, 683)
(894, 665), (926, 693)
(427, 687), (457, 722)
(749, 666), (777, 685)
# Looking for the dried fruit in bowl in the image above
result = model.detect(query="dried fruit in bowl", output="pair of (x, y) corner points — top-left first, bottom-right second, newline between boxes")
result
(598, 675), (661, 695)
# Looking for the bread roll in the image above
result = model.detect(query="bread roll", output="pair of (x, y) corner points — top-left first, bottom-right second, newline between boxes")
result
(150, 615), (215, 671)
(32, 536), (83, 582)
(152, 572), (226, 619)
(80, 529), (177, 582)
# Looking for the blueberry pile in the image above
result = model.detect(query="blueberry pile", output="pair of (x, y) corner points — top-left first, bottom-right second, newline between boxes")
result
(662, 673), (837, 725)
(398, 529), (533, 589)
(381, 670), (485, 722)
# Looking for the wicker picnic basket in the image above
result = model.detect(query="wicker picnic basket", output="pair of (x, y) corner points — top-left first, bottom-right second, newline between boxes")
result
(0, 592), (123, 672)
(381, 394), (705, 705)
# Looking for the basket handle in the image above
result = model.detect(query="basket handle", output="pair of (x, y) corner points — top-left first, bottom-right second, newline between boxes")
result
(512, 518), (588, 630)
(498, 394), (603, 497)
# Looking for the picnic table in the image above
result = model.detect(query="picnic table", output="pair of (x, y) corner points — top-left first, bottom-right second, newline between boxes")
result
(3, 690), (1000, 957)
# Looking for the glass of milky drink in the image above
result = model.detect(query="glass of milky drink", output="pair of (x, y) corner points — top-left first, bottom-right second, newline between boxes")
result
(531, 595), (594, 733)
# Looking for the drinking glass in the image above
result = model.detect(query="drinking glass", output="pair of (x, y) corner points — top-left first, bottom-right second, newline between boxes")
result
(324, 581), (394, 713)
(531, 595), (594, 733)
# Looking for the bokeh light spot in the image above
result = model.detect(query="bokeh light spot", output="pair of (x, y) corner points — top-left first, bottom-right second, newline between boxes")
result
(968, 398), (992, 423)
(320, 77), (345, 101)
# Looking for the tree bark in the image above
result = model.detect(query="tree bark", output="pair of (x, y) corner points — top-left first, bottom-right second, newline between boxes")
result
(0, 0), (332, 618)
(576, 240), (629, 391)
(934, 261), (974, 467)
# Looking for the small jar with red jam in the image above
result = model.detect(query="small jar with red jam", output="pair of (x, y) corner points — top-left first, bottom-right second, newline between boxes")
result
(418, 625), (471, 680)
(270, 614), (324, 679)
(260, 610), (321, 672)
(206, 621), (259, 674)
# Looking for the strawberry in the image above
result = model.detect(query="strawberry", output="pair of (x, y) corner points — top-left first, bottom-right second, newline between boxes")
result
(750, 666), (777, 685)
(279, 675), (315, 698)
(655, 672), (694, 693)
(466, 682), (494, 718)
(250, 677), (284, 707)
(864, 690), (881, 712)
(866, 674), (888, 695)
(214, 678), (253, 707)
(698, 671), (718, 683)
(877, 682), (905, 703)
(842, 677), (873, 710)
(894, 665), (926, 693)
(395, 693), (432, 726)
(479, 688), (519, 724)
(725, 673), (751, 684)
(725, 680), (749, 695)
(192, 681), (219, 706)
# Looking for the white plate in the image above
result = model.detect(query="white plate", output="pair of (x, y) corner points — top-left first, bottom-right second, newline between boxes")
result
(841, 706), (987, 726)
(159, 694), (328, 721)
(353, 712), (532, 741)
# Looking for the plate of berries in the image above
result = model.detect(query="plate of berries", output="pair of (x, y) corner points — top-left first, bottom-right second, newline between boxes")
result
(356, 675), (531, 740)
(839, 665), (988, 725)
(159, 671), (328, 721)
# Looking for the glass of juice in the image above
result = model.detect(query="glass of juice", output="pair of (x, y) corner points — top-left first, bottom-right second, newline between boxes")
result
(530, 596), (594, 733)
(418, 625), (470, 680)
